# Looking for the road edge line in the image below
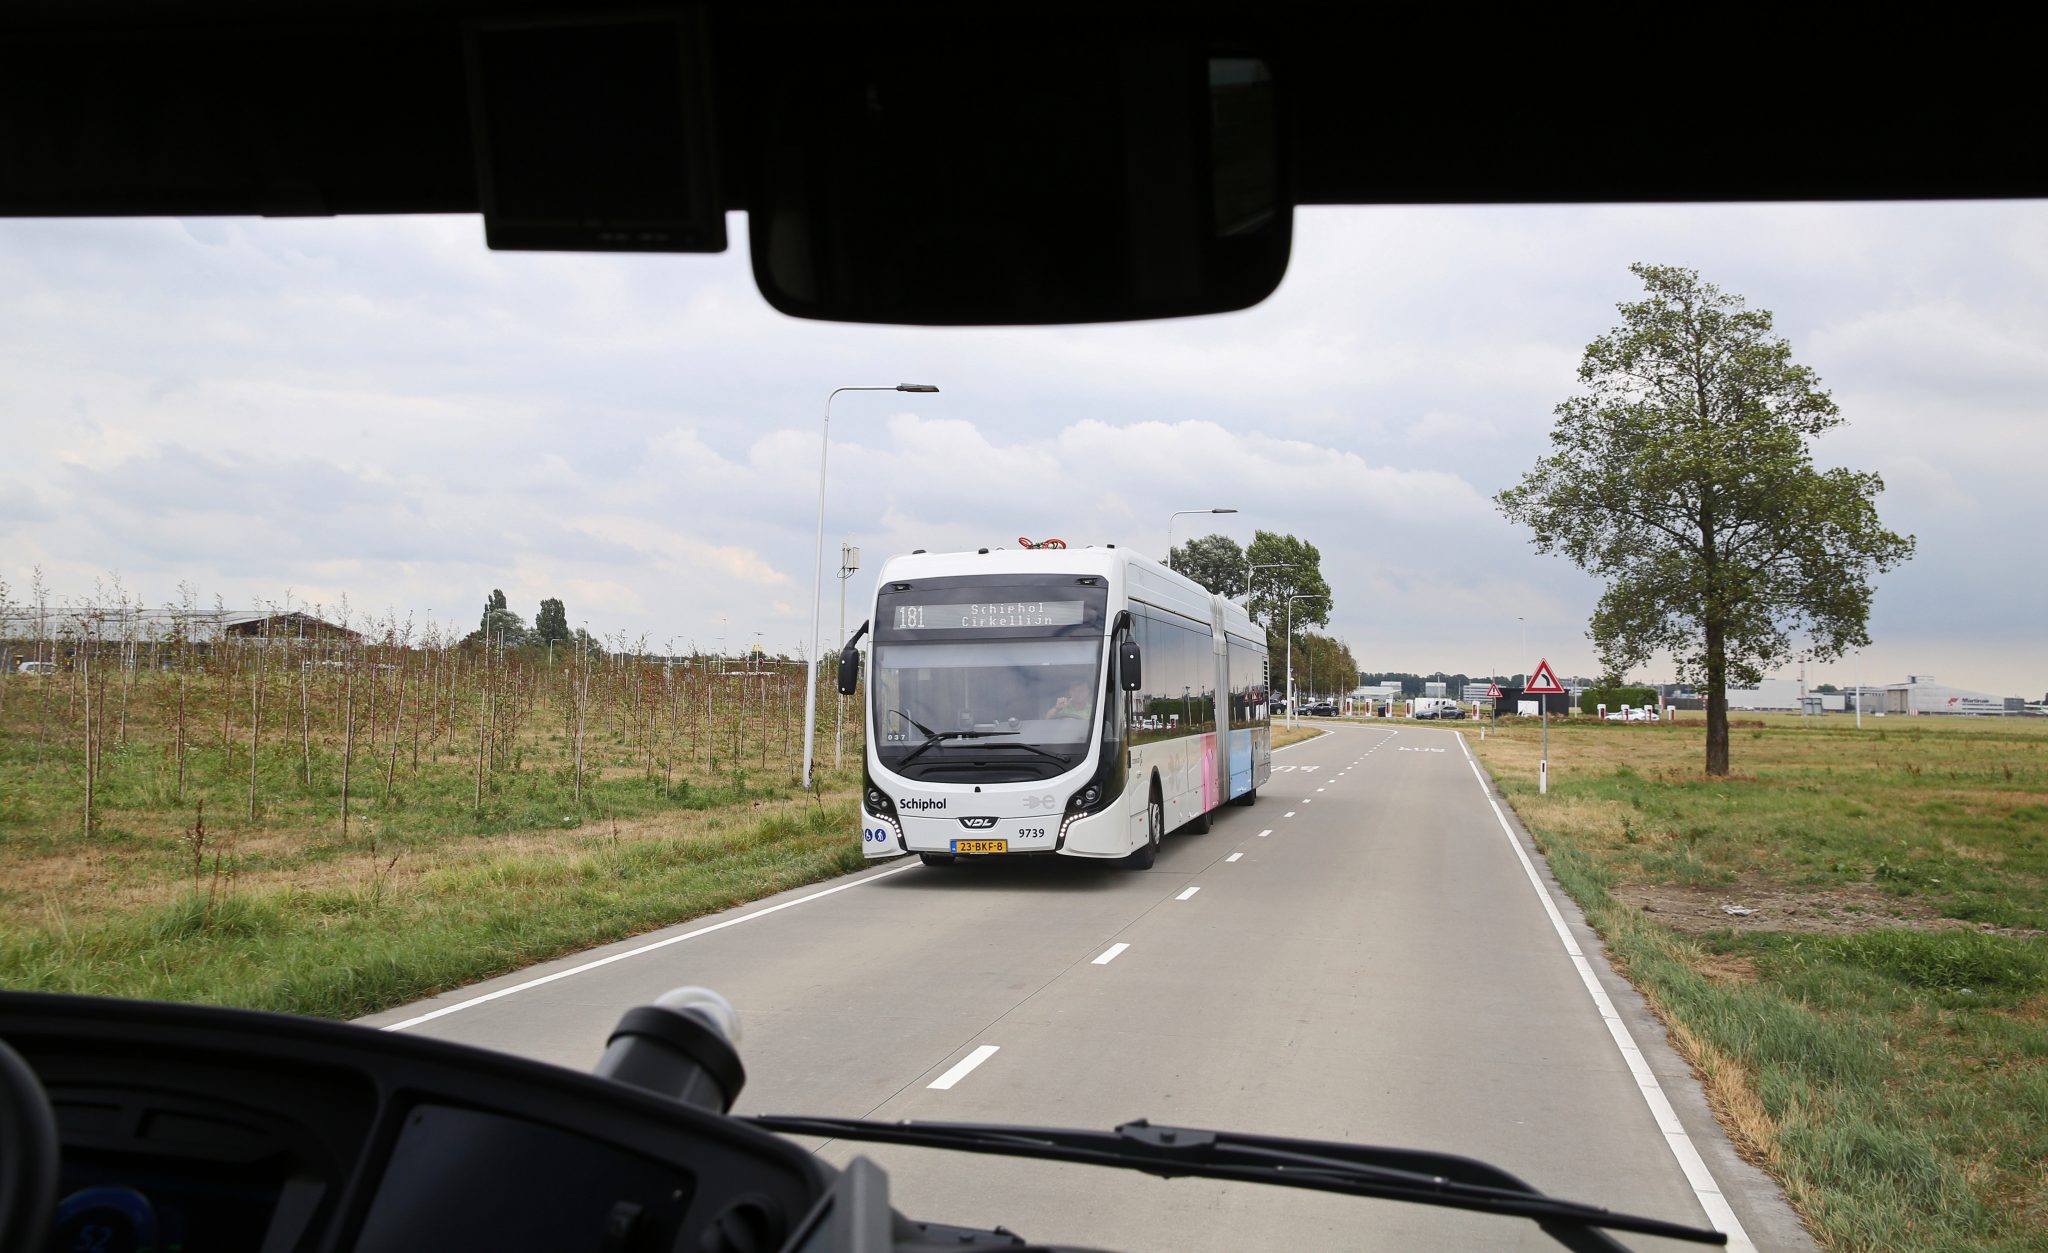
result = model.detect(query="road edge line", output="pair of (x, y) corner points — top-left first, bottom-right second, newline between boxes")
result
(380, 860), (923, 1031)
(1459, 737), (1757, 1253)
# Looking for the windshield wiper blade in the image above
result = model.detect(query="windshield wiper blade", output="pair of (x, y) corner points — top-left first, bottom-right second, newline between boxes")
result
(896, 728), (1019, 769)
(746, 1115), (1726, 1251)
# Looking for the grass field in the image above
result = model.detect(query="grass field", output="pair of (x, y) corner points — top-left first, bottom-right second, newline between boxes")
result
(0, 649), (871, 1017)
(1471, 712), (2048, 1252)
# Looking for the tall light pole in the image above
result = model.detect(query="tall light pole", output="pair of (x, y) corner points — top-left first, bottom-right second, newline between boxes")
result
(1165, 507), (1237, 571)
(1282, 592), (1325, 727)
(835, 542), (860, 768)
(805, 384), (938, 790)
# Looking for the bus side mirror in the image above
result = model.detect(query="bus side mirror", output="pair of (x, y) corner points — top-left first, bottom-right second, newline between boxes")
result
(1118, 640), (1142, 691)
(838, 620), (869, 696)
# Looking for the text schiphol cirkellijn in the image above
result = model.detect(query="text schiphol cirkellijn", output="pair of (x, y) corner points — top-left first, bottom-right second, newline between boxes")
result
(893, 602), (1085, 631)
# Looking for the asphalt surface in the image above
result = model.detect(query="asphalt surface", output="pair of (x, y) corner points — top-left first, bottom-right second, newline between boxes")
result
(361, 722), (1815, 1252)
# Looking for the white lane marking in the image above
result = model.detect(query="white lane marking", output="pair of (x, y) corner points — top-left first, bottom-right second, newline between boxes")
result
(1458, 732), (1473, 761)
(382, 860), (923, 1031)
(1316, 787), (1326, 792)
(1283, 811), (1296, 818)
(1464, 757), (1756, 1251)
(1226, 852), (1243, 863)
(1176, 886), (1201, 901)
(928, 1044), (1000, 1090)
(1258, 828), (1273, 836)
(1093, 943), (1130, 965)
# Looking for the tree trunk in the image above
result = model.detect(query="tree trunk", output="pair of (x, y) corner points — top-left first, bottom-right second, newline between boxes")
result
(1705, 615), (1729, 776)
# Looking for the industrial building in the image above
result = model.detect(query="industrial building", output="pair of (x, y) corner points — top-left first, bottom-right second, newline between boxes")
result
(1880, 676), (2013, 716)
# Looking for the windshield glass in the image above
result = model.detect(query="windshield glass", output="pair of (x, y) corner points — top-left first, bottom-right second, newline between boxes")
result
(874, 638), (1102, 757)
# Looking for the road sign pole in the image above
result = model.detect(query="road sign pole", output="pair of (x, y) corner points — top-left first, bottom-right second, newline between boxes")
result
(1523, 658), (1565, 797)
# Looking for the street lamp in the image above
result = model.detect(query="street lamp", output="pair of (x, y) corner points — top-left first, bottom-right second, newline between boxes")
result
(836, 542), (860, 768)
(1165, 507), (1237, 571)
(1282, 592), (1326, 727)
(804, 383), (939, 790)
(1243, 562), (1294, 621)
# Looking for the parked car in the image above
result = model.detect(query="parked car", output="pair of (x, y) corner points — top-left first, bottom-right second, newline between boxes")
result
(16, 660), (56, 676)
(1603, 707), (1659, 722)
(1309, 701), (1338, 717)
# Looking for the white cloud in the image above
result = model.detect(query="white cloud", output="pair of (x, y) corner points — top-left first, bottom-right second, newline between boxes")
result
(3, 202), (2045, 696)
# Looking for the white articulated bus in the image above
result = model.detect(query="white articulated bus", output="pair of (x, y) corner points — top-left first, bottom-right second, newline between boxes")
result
(839, 547), (1271, 868)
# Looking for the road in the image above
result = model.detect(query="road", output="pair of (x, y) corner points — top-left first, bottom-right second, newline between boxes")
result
(360, 723), (1813, 1251)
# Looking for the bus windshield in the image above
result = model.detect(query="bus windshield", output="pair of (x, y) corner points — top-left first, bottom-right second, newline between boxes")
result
(873, 638), (1103, 768)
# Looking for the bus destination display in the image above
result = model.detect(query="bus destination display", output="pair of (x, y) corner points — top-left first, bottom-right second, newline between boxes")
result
(892, 601), (1086, 631)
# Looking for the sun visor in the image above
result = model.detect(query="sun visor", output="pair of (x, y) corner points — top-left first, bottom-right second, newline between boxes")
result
(465, 11), (724, 253)
(748, 39), (1290, 325)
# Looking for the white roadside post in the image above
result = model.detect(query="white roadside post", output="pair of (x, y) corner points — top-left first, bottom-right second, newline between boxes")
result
(804, 384), (938, 792)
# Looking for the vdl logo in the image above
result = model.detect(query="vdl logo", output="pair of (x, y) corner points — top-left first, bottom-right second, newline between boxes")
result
(958, 816), (997, 829)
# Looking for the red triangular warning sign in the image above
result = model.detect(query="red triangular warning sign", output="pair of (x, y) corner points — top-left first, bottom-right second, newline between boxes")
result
(1486, 683), (1503, 698)
(1525, 659), (1565, 694)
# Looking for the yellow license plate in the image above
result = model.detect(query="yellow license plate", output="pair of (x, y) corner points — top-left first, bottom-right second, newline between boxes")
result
(951, 839), (1008, 854)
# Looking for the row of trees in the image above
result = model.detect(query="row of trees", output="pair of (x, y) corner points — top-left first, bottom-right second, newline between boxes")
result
(0, 576), (857, 845)
(1165, 529), (1355, 695)
(464, 589), (603, 656)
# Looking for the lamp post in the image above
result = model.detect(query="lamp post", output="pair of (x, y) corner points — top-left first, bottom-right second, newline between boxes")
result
(1165, 507), (1237, 571)
(835, 542), (860, 768)
(1282, 592), (1325, 727)
(1242, 561), (1293, 621)
(804, 384), (938, 790)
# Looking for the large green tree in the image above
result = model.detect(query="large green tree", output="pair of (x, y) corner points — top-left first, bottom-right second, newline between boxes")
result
(474, 588), (527, 647)
(535, 597), (570, 646)
(1168, 533), (1247, 596)
(1498, 264), (1914, 775)
(1244, 530), (1330, 634)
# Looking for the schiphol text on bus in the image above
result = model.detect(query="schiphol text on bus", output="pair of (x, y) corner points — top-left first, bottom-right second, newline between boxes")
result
(838, 544), (1273, 870)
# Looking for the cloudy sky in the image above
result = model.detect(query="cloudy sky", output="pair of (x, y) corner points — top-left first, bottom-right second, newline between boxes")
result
(3, 201), (2043, 698)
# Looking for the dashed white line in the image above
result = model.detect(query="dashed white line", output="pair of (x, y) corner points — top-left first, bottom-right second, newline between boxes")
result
(928, 1044), (1000, 1090)
(1283, 811), (1296, 818)
(1226, 852), (1243, 862)
(1258, 828), (1274, 836)
(1093, 943), (1130, 965)
(1316, 787), (1326, 792)
(1176, 886), (1201, 901)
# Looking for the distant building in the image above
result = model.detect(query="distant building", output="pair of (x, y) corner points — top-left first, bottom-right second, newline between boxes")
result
(1881, 676), (2011, 716)
(1725, 678), (1803, 710)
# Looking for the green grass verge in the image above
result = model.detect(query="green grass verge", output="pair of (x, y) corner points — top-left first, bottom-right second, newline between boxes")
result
(1, 802), (868, 1020)
(1476, 718), (2048, 1252)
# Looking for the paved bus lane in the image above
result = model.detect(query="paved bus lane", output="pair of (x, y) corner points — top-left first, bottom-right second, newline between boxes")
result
(363, 722), (1811, 1251)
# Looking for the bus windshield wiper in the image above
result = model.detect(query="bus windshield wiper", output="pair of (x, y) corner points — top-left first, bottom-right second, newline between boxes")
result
(746, 1116), (1727, 1251)
(896, 727), (1020, 768)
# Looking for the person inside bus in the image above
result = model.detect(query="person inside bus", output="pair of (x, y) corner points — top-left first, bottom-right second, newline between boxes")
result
(1045, 682), (1093, 721)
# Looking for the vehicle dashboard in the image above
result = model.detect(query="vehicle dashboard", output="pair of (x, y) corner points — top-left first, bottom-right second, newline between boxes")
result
(2, 992), (828, 1253)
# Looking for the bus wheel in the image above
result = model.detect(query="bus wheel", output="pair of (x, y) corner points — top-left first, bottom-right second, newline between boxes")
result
(919, 852), (957, 867)
(1126, 790), (1162, 870)
(1186, 804), (1211, 834)
(1232, 787), (1257, 807)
